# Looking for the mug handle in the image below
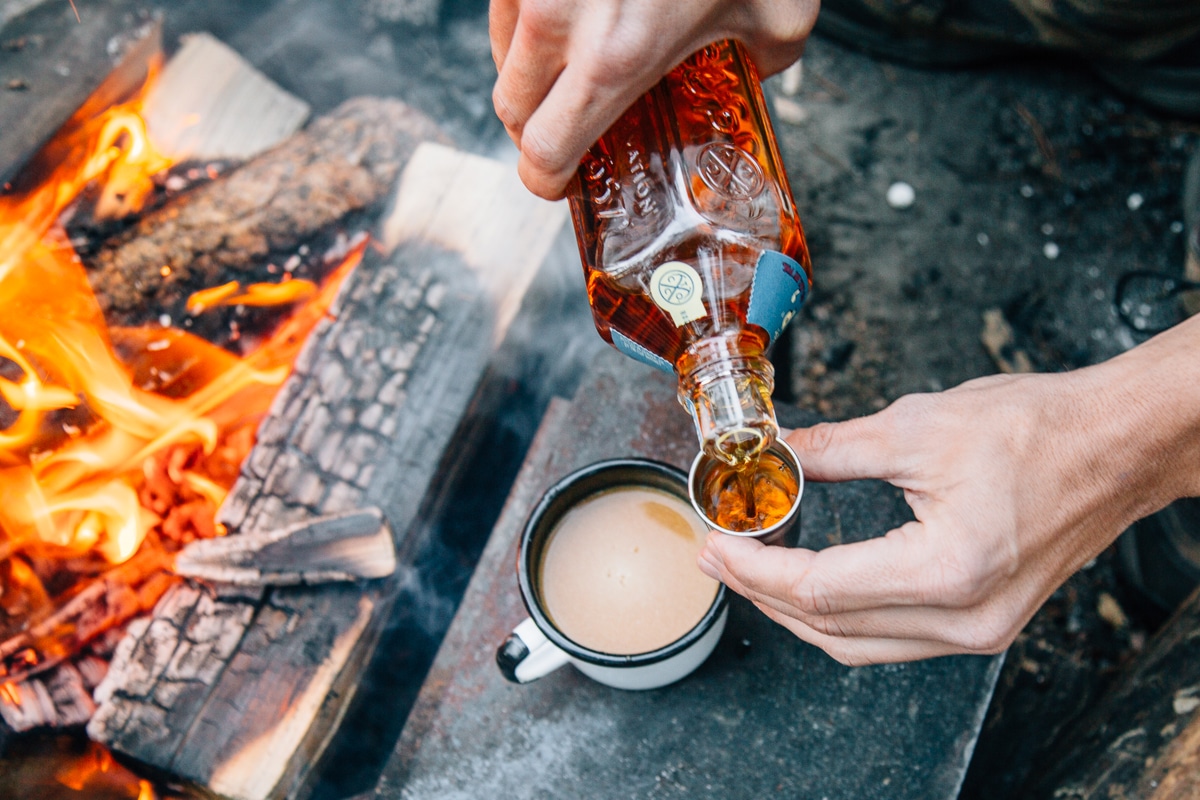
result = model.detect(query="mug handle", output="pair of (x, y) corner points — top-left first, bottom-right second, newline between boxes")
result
(496, 618), (570, 683)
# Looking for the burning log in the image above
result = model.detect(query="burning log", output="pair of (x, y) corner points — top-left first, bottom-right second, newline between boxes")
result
(0, 546), (176, 686)
(0, 509), (395, 687)
(2, 659), (96, 731)
(0, 628), (123, 733)
(85, 95), (449, 328)
(88, 143), (568, 800)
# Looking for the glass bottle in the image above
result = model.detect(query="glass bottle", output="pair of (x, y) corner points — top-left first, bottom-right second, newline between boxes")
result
(566, 39), (813, 468)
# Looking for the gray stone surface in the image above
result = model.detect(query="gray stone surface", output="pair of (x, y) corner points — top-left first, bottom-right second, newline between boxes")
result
(376, 350), (1003, 800)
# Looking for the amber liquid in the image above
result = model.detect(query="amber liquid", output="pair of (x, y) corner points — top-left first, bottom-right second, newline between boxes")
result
(699, 451), (798, 532)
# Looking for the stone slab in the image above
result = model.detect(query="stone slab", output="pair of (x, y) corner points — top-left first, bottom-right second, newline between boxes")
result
(375, 349), (1004, 800)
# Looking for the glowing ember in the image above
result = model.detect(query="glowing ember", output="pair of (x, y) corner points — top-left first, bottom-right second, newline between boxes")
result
(47, 740), (164, 799)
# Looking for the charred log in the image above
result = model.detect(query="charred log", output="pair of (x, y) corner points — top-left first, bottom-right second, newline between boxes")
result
(85, 96), (449, 332)
(88, 144), (566, 800)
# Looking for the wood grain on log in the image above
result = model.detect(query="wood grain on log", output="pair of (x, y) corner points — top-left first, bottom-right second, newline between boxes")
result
(142, 32), (311, 165)
(173, 507), (395, 586)
(86, 97), (449, 326)
(89, 145), (566, 800)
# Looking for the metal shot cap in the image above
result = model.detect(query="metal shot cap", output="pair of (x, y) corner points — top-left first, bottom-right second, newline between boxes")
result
(686, 438), (804, 547)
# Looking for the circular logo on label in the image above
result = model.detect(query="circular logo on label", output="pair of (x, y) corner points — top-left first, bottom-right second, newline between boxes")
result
(655, 268), (695, 305)
(650, 262), (708, 327)
(696, 143), (765, 201)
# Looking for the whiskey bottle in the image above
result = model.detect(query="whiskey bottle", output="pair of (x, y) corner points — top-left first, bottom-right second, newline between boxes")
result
(566, 39), (812, 468)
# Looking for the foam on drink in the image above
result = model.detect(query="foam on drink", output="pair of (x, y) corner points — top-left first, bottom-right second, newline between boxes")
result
(539, 486), (718, 655)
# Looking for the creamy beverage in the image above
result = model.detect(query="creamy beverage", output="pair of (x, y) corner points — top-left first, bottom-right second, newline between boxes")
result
(538, 485), (718, 655)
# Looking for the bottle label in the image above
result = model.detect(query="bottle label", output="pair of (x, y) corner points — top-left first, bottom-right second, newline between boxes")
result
(747, 250), (809, 344)
(609, 251), (809, 374)
(611, 329), (674, 372)
(649, 261), (708, 326)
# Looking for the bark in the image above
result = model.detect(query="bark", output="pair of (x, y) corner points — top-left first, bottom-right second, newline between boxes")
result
(85, 96), (449, 327)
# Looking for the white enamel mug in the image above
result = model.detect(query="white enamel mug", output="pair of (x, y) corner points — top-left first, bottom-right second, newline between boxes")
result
(496, 459), (728, 691)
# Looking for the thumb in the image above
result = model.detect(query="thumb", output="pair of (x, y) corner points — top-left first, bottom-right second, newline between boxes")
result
(784, 415), (898, 483)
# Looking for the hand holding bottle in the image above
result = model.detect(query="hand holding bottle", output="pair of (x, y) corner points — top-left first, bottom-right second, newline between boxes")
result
(489, 0), (819, 199)
(698, 316), (1200, 665)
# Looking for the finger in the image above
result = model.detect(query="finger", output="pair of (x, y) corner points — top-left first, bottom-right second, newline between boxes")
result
(780, 596), (1023, 654)
(753, 603), (970, 666)
(488, 0), (520, 71)
(785, 416), (901, 483)
(513, 60), (636, 199)
(492, 12), (570, 139)
(705, 521), (984, 616)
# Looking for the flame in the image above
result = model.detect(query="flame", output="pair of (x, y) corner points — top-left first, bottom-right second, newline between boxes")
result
(51, 740), (162, 798)
(186, 277), (318, 315)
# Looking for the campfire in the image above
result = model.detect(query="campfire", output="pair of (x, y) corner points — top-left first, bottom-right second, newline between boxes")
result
(0, 29), (374, 729)
(0, 9), (565, 799)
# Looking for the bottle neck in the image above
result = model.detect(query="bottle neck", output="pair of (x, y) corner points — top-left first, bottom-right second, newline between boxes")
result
(677, 332), (778, 467)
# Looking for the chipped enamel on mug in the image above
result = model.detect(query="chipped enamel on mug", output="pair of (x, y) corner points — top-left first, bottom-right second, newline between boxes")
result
(687, 437), (804, 547)
(496, 459), (728, 691)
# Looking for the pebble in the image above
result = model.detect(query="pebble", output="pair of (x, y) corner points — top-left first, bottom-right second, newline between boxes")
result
(976, 232), (990, 246)
(1127, 193), (1144, 211)
(1043, 242), (1060, 259)
(1171, 220), (1185, 234)
(886, 181), (915, 209)
(780, 60), (803, 96)
(772, 96), (809, 125)
(158, 314), (172, 327)
(1020, 185), (1035, 198)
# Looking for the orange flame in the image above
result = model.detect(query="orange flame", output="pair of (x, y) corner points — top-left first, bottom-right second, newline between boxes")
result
(52, 740), (162, 798)
(186, 277), (318, 314)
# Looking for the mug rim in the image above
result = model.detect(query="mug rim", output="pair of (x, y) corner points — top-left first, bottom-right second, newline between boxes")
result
(518, 457), (728, 668)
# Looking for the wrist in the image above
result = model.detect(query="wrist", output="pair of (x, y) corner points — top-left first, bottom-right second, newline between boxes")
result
(1089, 315), (1200, 510)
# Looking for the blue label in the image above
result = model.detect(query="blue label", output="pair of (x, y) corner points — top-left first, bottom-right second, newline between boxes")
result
(747, 250), (809, 345)
(610, 329), (674, 372)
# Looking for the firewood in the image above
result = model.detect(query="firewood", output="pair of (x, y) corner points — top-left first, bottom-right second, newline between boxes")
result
(0, 546), (176, 685)
(89, 143), (567, 800)
(0, 660), (95, 732)
(141, 32), (311, 166)
(85, 96), (449, 328)
(172, 507), (396, 586)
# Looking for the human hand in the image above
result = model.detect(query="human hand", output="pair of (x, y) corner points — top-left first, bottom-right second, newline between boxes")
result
(489, 0), (819, 199)
(697, 324), (1200, 665)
